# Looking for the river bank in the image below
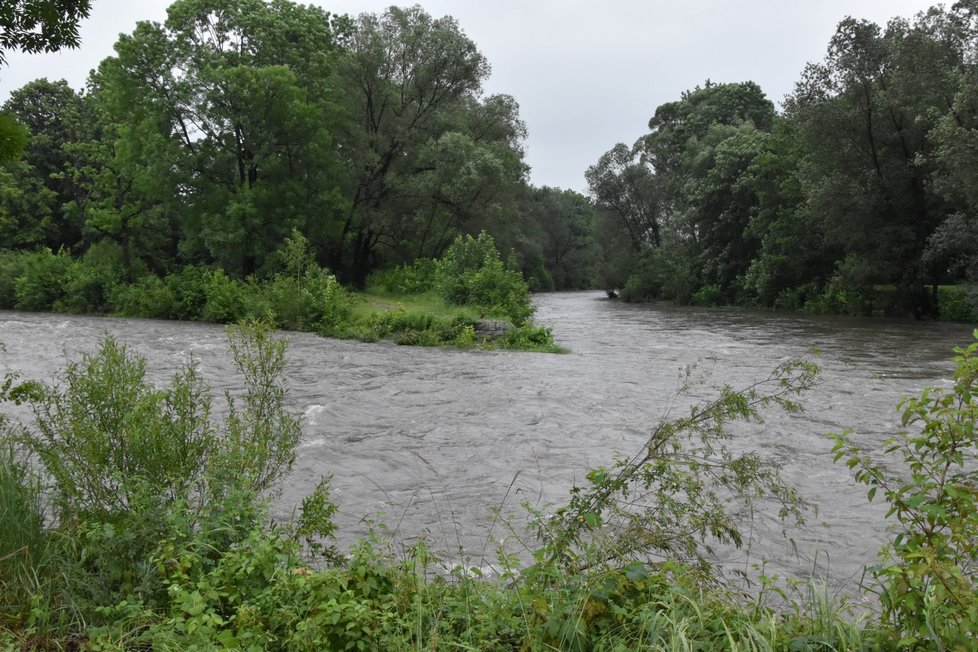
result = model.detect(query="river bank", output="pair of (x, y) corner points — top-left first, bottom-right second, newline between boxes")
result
(3, 301), (976, 648)
(2, 293), (973, 588)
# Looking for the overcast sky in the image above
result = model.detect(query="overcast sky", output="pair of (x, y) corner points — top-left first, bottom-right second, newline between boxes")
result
(0, 0), (943, 192)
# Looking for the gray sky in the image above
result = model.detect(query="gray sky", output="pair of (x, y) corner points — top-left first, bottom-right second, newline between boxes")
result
(1, 0), (942, 192)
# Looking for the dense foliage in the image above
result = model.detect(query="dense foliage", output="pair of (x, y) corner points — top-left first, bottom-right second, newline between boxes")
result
(0, 1), (594, 289)
(0, 229), (562, 352)
(588, 4), (978, 320)
(7, 1), (973, 324)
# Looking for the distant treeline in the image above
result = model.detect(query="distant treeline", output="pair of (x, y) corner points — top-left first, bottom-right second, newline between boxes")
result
(2, 1), (977, 320)
(588, 4), (978, 320)
(0, 0), (597, 303)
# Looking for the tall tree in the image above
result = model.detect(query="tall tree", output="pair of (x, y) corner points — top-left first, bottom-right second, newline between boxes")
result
(335, 5), (526, 287)
(787, 9), (968, 314)
(0, 0), (92, 67)
(0, 1), (93, 161)
(1, 79), (92, 250)
(586, 143), (660, 251)
(94, 0), (347, 276)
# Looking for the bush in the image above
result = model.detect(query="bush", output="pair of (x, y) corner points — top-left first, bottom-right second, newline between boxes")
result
(691, 284), (722, 307)
(107, 274), (172, 318)
(366, 259), (437, 295)
(620, 247), (698, 305)
(267, 268), (351, 332)
(202, 269), (247, 323)
(537, 358), (818, 576)
(55, 245), (125, 314)
(13, 248), (75, 311)
(162, 266), (213, 320)
(832, 333), (978, 648)
(0, 250), (31, 309)
(434, 232), (534, 325)
(938, 285), (978, 322)
(20, 322), (307, 613)
(0, 438), (49, 628)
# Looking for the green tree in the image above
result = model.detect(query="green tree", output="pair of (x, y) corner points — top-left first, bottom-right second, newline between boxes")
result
(95, 0), (347, 276)
(1, 79), (92, 250)
(0, 0), (92, 66)
(787, 10), (968, 315)
(511, 185), (599, 291)
(0, 1), (92, 161)
(335, 5), (526, 287)
(592, 81), (779, 302)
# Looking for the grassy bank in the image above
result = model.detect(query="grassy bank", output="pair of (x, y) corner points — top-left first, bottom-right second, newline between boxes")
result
(0, 232), (564, 353)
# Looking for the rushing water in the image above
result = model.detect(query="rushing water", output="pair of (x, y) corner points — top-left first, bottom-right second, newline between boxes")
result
(1, 293), (974, 597)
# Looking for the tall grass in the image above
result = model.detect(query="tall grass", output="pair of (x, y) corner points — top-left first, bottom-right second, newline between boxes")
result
(0, 438), (49, 629)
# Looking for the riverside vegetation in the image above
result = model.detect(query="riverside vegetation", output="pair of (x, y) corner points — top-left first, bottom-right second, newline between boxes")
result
(4, 1), (978, 326)
(0, 229), (563, 353)
(3, 323), (978, 649)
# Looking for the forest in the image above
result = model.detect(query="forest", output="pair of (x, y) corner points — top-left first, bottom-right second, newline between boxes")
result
(2, 1), (977, 326)
(5, 2), (978, 649)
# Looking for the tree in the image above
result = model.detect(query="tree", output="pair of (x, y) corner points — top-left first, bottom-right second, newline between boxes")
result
(0, 0), (92, 66)
(93, 0), (347, 276)
(590, 81), (779, 301)
(586, 143), (660, 252)
(787, 10), (968, 315)
(0, 1), (93, 161)
(334, 5), (526, 287)
(1, 79), (92, 251)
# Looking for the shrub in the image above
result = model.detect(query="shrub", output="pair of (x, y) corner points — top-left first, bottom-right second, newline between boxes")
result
(831, 332), (978, 648)
(538, 358), (819, 575)
(0, 437), (49, 628)
(162, 266), (213, 320)
(55, 246), (125, 314)
(21, 322), (307, 610)
(13, 248), (75, 311)
(434, 232), (533, 324)
(202, 269), (247, 323)
(938, 285), (978, 322)
(0, 250), (31, 309)
(107, 274), (173, 318)
(691, 284), (722, 307)
(366, 258), (437, 295)
(620, 247), (698, 305)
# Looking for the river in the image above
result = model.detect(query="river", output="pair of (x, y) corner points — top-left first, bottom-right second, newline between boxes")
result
(1, 292), (974, 598)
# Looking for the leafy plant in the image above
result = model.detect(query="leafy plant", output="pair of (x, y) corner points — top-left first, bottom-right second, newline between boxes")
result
(832, 331), (978, 648)
(435, 232), (534, 325)
(19, 320), (308, 612)
(537, 359), (819, 577)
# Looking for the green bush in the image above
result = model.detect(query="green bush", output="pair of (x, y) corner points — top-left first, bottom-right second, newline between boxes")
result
(162, 266), (213, 320)
(434, 232), (534, 325)
(202, 269), (247, 323)
(832, 332), (978, 648)
(19, 322), (308, 616)
(938, 285), (978, 322)
(366, 258), (438, 295)
(54, 246), (125, 314)
(0, 250), (31, 309)
(620, 247), (698, 305)
(107, 274), (172, 318)
(0, 439), (49, 628)
(691, 284), (722, 307)
(13, 248), (76, 312)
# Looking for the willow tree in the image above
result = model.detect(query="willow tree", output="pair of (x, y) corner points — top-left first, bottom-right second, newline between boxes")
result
(334, 5), (527, 287)
(93, 0), (348, 276)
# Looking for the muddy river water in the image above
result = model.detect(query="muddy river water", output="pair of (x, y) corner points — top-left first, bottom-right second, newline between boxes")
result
(2, 292), (974, 597)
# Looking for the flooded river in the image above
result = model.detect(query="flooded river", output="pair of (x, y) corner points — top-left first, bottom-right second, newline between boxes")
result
(1, 292), (973, 597)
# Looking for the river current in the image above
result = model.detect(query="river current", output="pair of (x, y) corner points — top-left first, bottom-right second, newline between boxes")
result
(1, 292), (974, 597)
